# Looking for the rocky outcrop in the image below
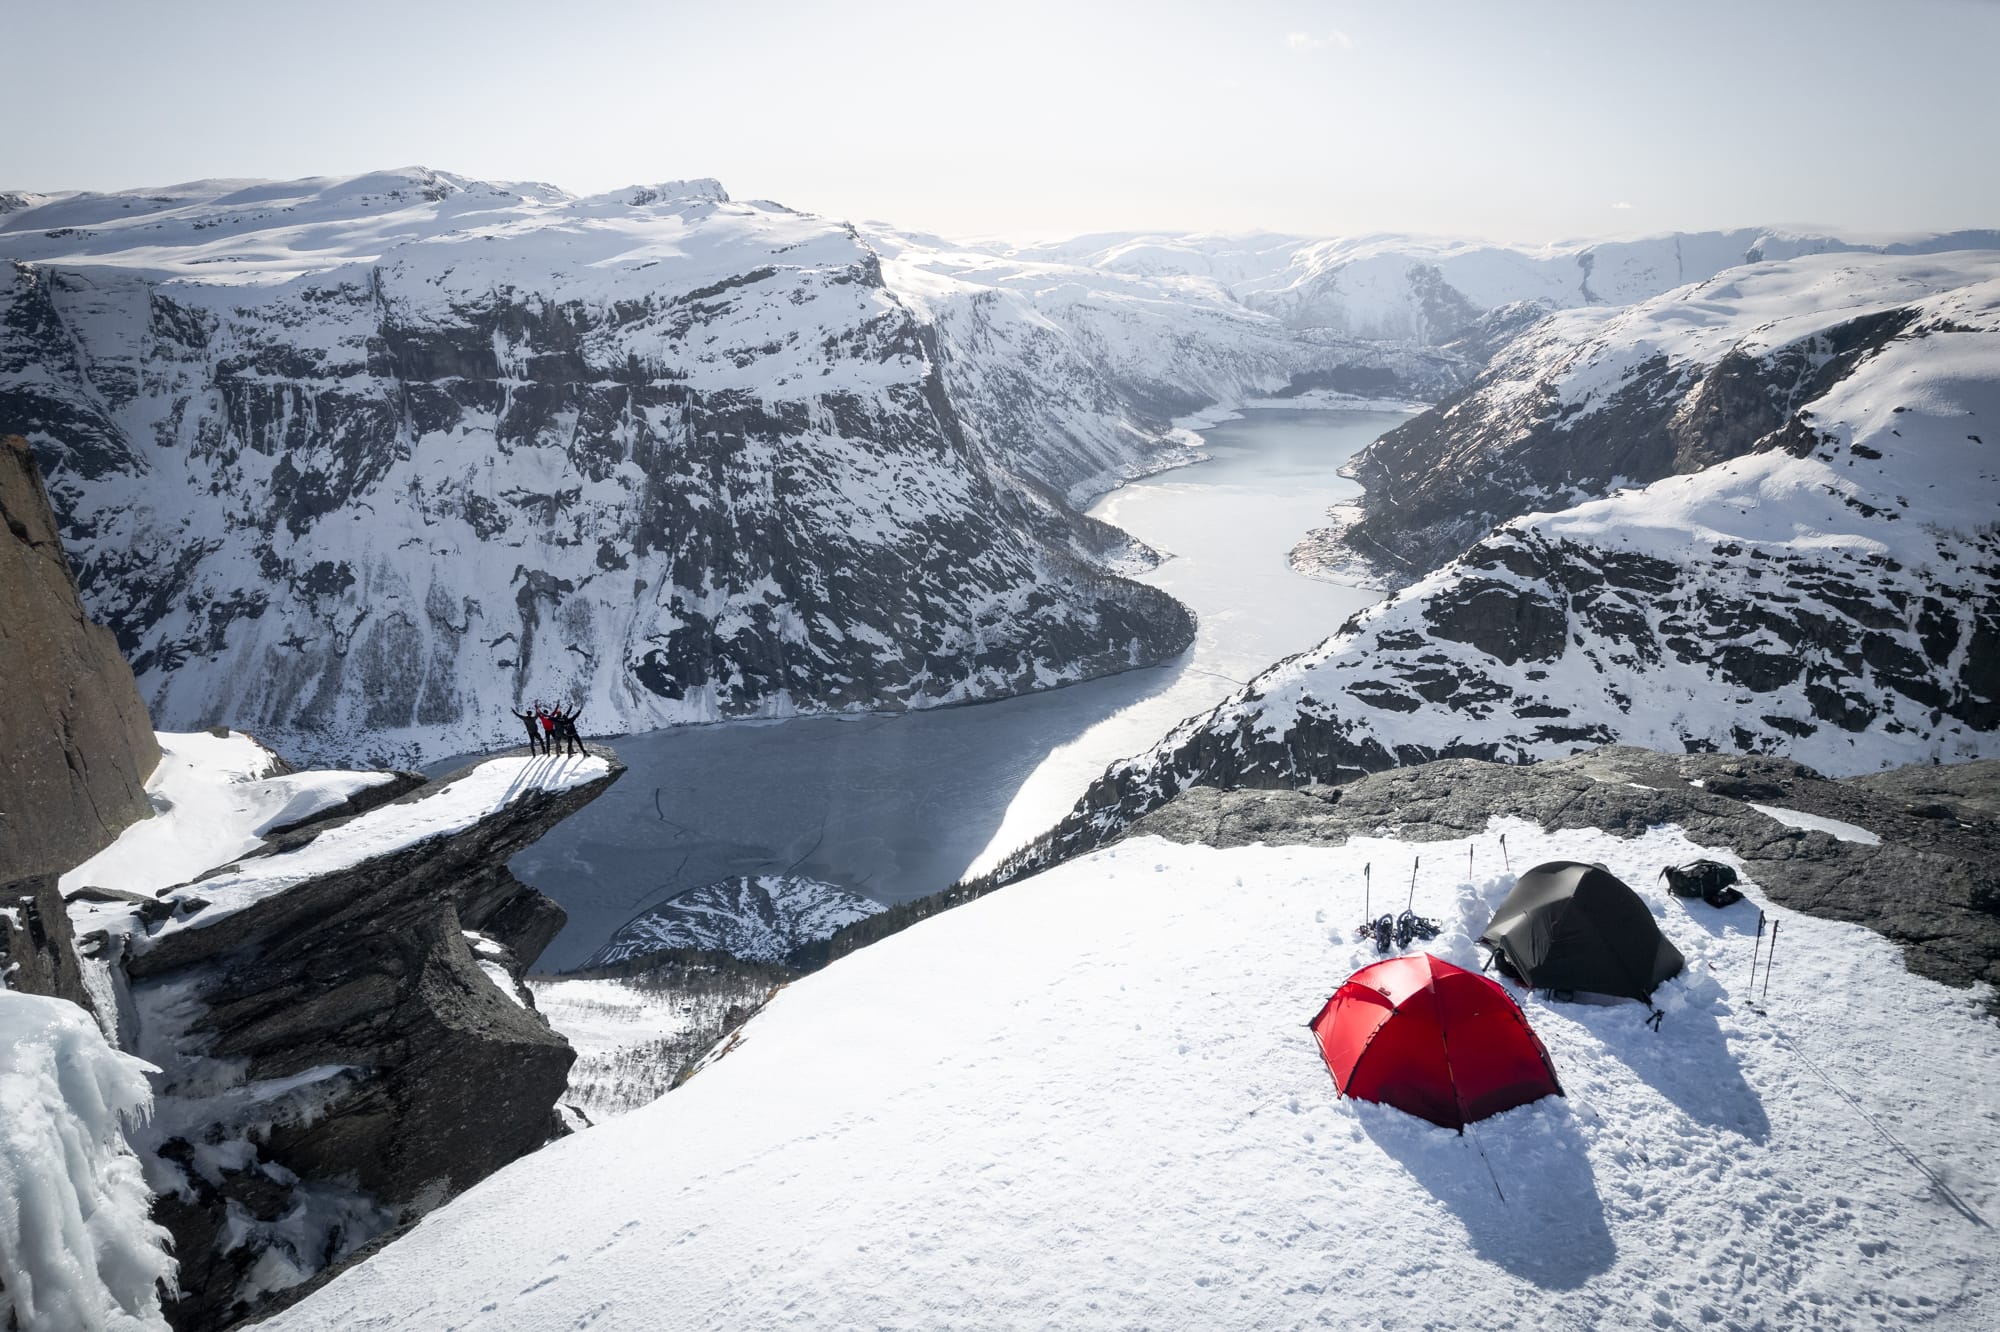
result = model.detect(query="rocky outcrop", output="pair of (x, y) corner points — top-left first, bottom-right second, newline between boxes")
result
(0, 434), (158, 882)
(1, 872), (100, 1017)
(79, 745), (624, 1331)
(1117, 748), (2000, 995)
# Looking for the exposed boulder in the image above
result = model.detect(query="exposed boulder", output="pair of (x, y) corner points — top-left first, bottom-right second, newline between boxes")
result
(1118, 748), (2000, 995)
(0, 434), (158, 882)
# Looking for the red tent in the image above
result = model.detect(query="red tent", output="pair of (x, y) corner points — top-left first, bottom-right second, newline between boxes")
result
(1308, 953), (1563, 1132)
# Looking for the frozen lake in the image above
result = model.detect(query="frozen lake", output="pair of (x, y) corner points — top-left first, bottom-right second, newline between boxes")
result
(499, 408), (1410, 969)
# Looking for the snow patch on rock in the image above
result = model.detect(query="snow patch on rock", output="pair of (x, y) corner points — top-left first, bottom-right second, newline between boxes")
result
(585, 875), (884, 967)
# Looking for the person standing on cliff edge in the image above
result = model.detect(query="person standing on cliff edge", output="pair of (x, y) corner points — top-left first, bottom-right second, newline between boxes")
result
(511, 703), (544, 756)
(552, 703), (584, 757)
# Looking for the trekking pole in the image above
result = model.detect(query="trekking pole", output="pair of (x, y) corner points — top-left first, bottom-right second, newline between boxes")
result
(1499, 833), (1510, 871)
(1407, 857), (1420, 914)
(1748, 910), (1766, 996)
(1363, 862), (1370, 923)
(1761, 920), (1780, 1002)
(1467, 844), (1474, 880)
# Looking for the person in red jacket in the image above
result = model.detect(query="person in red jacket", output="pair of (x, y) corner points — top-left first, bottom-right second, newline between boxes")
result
(552, 703), (584, 757)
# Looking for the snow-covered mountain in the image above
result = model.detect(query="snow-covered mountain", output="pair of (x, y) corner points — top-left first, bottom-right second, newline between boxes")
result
(0, 169), (1491, 767)
(258, 813), (2000, 1331)
(1008, 226), (2000, 346)
(0, 170), (1211, 765)
(1027, 251), (2000, 855)
(583, 874), (883, 967)
(866, 228), (1462, 502)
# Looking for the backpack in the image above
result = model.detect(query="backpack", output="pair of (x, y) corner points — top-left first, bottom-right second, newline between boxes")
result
(1661, 859), (1743, 908)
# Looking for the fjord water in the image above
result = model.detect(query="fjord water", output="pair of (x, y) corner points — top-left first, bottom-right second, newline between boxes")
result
(513, 409), (1410, 968)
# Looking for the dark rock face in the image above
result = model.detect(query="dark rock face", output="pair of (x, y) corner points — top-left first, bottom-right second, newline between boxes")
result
(1117, 748), (2000, 996)
(0, 434), (158, 881)
(107, 747), (624, 1332)
(0, 872), (100, 1017)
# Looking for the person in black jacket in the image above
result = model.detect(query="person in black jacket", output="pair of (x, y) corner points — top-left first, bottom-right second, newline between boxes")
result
(511, 704), (544, 756)
(553, 704), (584, 757)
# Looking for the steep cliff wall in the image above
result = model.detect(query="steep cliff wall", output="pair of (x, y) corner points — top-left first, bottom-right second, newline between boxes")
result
(0, 434), (158, 882)
(63, 735), (623, 1330)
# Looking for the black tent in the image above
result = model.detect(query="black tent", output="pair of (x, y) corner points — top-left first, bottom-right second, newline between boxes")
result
(1479, 861), (1685, 1004)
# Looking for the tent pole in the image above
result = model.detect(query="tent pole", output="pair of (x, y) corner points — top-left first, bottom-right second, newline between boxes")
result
(1467, 1122), (1508, 1203)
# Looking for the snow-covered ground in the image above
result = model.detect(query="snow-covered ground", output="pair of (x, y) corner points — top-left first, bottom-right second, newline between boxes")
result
(138, 750), (610, 937)
(61, 730), (391, 901)
(268, 821), (2000, 1331)
(0, 992), (174, 1332)
(1748, 804), (1883, 846)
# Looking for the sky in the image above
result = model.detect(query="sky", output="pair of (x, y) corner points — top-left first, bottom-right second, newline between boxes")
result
(8, 0), (1998, 243)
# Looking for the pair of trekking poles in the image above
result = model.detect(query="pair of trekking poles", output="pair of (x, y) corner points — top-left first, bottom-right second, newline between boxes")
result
(1747, 910), (1779, 1003)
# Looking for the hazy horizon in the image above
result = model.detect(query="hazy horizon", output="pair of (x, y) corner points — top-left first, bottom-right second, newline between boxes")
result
(12, 0), (1999, 243)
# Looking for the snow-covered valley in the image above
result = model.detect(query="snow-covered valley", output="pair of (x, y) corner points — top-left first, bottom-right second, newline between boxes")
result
(0, 170), (1485, 769)
(5, 160), (2000, 1332)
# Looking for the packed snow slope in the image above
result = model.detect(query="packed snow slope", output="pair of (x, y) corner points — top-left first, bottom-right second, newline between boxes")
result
(0, 169), (1233, 766)
(0, 992), (175, 1332)
(267, 822), (1998, 1331)
(1043, 251), (2000, 851)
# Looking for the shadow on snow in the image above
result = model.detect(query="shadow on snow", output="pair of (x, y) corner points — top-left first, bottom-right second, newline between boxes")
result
(1355, 1096), (1616, 1290)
